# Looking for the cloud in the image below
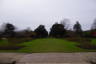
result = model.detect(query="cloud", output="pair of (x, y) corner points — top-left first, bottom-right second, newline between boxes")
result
(0, 0), (96, 30)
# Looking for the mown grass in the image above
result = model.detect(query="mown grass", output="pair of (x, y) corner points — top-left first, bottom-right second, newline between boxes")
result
(92, 39), (96, 45)
(0, 38), (96, 53)
(18, 38), (96, 53)
(0, 39), (9, 46)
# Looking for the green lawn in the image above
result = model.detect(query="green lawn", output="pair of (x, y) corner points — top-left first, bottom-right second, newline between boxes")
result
(18, 38), (96, 53)
(92, 39), (96, 45)
(0, 38), (96, 53)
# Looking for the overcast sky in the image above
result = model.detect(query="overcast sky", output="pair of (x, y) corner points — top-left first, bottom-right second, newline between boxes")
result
(0, 0), (96, 31)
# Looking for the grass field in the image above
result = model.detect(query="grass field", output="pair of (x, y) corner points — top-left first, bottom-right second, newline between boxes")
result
(92, 39), (96, 45)
(0, 38), (96, 53)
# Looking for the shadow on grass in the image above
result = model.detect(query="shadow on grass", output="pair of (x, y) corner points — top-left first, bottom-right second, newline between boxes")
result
(0, 45), (24, 50)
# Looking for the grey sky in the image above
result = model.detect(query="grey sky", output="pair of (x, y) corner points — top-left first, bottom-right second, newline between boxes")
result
(0, 0), (96, 31)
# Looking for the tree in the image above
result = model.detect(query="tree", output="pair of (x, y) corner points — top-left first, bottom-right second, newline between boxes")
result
(3, 23), (16, 37)
(49, 23), (66, 38)
(24, 27), (36, 38)
(91, 19), (96, 37)
(73, 21), (82, 36)
(60, 18), (70, 30)
(91, 19), (96, 30)
(34, 25), (48, 38)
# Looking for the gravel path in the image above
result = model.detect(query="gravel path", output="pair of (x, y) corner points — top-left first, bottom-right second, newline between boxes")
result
(0, 52), (96, 64)
(0, 53), (27, 64)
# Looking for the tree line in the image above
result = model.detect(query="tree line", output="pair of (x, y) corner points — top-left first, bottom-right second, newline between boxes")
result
(0, 19), (96, 38)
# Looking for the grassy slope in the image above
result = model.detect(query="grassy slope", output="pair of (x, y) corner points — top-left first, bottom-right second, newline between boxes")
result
(0, 38), (96, 53)
(0, 40), (9, 46)
(18, 38), (91, 53)
(92, 39), (96, 45)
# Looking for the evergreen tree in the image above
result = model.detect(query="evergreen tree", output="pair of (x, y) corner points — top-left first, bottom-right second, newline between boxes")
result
(34, 25), (48, 38)
(73, 21), (82, 36)
(49, 23), (66, 38)
(3, 23), (16, 37)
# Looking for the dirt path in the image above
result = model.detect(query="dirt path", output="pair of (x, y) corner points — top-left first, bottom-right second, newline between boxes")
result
(0, 52), (96, 64)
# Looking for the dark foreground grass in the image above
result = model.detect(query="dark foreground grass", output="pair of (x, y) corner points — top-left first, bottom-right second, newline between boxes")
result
(0, 38), (96, 53)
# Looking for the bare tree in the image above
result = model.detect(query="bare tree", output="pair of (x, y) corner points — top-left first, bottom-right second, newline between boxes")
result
(60, 18), (70, 30)
(91, 19), (96, 30)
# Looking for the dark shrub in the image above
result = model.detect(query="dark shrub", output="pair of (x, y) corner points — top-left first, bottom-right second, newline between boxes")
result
(0, 45), (24, 50)
(77, 40), (96, 50)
